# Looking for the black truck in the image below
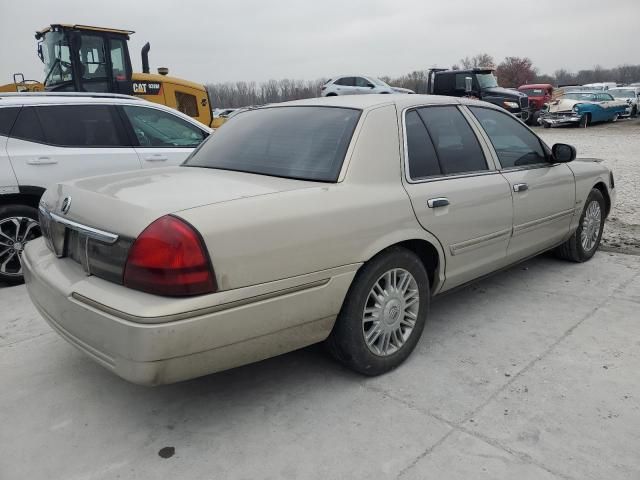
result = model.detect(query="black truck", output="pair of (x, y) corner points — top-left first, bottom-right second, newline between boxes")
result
(427, 68), (532, 124)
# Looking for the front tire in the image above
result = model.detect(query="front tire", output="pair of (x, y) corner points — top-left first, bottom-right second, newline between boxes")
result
(326, 247), (429, 376)
(0, 204), (41, 284)
(578, 114), (590, 128)
(554, 188), (605, 263)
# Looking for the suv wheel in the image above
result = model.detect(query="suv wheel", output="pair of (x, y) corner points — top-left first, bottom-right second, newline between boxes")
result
(326, 247), (429, 375)
(0, 205), (41, 284)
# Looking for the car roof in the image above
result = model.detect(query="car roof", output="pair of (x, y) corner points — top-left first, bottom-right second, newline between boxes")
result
(0, 92), (144, 106)
(261, 94), (497, 111)
(518, 84), (552, 89)
(564, 91), (608, 95)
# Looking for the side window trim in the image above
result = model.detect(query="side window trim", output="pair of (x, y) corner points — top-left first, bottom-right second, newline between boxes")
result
(462, 105), (550, 171)
(402, 104), (499, 184)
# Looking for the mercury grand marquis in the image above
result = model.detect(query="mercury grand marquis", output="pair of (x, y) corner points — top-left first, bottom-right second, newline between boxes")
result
(23, 94), (615, 385)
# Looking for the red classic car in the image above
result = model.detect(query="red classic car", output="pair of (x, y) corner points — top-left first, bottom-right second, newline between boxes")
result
(518, 84), (553, 125)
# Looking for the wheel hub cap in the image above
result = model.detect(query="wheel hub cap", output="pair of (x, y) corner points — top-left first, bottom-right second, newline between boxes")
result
(362, 268), (420, 357)
(580, 200), (602, 252)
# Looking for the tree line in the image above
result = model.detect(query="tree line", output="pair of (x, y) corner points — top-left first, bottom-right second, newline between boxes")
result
(206, 54), (640, 108)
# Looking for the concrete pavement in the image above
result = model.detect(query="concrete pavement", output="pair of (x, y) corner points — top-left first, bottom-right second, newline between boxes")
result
(1, 251), (639, 479)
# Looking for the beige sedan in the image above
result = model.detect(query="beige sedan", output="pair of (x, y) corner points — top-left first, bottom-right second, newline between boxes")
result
(23, 94), (615, 385)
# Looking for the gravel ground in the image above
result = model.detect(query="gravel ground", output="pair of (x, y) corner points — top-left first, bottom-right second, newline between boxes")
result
(536, 117), (640, 255)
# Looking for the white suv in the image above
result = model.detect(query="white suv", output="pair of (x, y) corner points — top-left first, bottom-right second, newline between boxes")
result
(321, 76), (415, 96)
(0, 92), (211, 283)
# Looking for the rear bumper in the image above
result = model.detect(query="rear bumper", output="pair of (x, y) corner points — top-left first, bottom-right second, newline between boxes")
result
(23, 238), (357, 385)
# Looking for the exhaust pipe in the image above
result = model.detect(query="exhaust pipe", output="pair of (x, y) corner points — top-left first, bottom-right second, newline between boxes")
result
(141, 42), (151, 74)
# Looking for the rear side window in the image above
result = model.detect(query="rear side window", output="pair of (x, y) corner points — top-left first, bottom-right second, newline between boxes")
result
(0, 107), (20, 136)
(469, 107), (546, 168)
(122, 105), (205, 147)
(335, 77), (355, 87)
(185, 106), (361, 182)
(35, 105), (127, 147)
(416, 106), (487, 175)
(10, 107), (46, 143)
(405, 110), (440, 179)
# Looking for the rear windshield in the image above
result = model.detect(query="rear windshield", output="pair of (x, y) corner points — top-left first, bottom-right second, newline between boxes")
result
(184, 106), (361, 182)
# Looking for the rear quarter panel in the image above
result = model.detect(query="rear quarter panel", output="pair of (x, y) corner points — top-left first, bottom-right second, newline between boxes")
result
(176, 105), (445, 291)
(567, 160), (613, 230)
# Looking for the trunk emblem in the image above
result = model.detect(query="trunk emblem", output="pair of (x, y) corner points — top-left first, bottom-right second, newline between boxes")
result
(61, 196), (72, 215)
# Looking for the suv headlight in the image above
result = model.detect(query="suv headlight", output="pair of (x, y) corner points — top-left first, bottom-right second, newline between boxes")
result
(503, 101), (519, 109)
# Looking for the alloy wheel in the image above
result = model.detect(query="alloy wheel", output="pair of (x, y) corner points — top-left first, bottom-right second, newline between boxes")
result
(0, 216), (40, 277)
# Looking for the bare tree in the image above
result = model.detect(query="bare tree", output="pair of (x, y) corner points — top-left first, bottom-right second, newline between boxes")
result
(460, 53), (495, 69)
(496, 57), (537, 87)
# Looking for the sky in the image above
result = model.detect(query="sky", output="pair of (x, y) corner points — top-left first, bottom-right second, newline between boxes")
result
(1, 0), (638, 85)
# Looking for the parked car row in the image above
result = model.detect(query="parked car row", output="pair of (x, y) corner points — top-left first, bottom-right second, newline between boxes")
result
(19, 93), (615, 385)
(0, 92), (211, 283)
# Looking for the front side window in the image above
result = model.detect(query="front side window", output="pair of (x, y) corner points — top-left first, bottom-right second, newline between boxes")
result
(455, 74), (473, 91)
(123, 106), (205, 147)
(354, 77), (370, 87)
(185, 106), (361, 182)
(470, 106), (547, 168)
(416, 106), (487, 175)
(36, 105), (126, 147)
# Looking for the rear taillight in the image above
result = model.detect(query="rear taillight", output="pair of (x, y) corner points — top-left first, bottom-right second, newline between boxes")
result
(123, 215), (216, 297)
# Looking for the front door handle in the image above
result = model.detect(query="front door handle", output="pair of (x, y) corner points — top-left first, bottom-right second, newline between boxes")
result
(27, 157), (58, 165)
(513, 183), (529, 192)
(143, 154), (168, 162)
(427, 197), (450, 208)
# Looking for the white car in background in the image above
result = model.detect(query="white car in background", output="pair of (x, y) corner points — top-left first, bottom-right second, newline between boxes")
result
(608, 87), (640, 117)
(321, 75), (414, 96)
(0, 92), (211, 283)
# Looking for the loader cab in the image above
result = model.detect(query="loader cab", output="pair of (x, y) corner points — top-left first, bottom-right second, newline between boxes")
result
(36, 24), (134, 95)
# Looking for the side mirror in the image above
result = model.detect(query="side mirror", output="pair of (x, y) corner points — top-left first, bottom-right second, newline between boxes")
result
(552, 143), (576, 163)
(465, 76), (473, 94)
(37, 42), (44, 63)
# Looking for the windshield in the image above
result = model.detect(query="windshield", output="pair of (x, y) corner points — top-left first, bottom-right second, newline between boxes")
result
(520, 88), (546, 96)
(476, 73), (499, 89)
(609, 89), (635, 98)
(185, 107), (361, 182)
(41, 31), (73, 87)
(564, 93), (597, 101)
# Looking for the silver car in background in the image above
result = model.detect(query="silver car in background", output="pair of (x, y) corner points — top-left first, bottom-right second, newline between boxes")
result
(24, 95), (614, 385)
(321, 75), (414, 96)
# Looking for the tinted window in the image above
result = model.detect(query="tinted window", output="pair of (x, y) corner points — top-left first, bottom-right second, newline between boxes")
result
(455, 74), (472, 90)
(470, 106), (546, 168)
(335, 77), (355, 87)
(417, 106), (487, 174)
(185, 106), (360, 182)
(36, 105), (126, 147)
(123, 105), (205, 147)
(355, 77), (371, 87)
(405, 110), (440, 179)
(0, 107), (20, 136)
(10, 107), (46, 143)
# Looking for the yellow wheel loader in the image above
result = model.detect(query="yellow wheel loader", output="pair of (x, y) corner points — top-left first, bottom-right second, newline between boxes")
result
(0, 73), (44, 93)
(30, 24), (212, 126)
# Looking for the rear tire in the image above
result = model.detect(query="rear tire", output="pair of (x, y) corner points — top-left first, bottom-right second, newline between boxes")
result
(326, 247), (429, 376)
(554, 188), (605, 263)
(326, 93), (338, 97)
(0, 204), (41, 284)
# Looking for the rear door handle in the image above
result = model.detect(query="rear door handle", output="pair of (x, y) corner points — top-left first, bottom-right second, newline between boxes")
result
(427, 197), (450, 208)
(27, 157), (58, 165)
(143, 154), (168, 162)
(513, 183), (529, 192)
